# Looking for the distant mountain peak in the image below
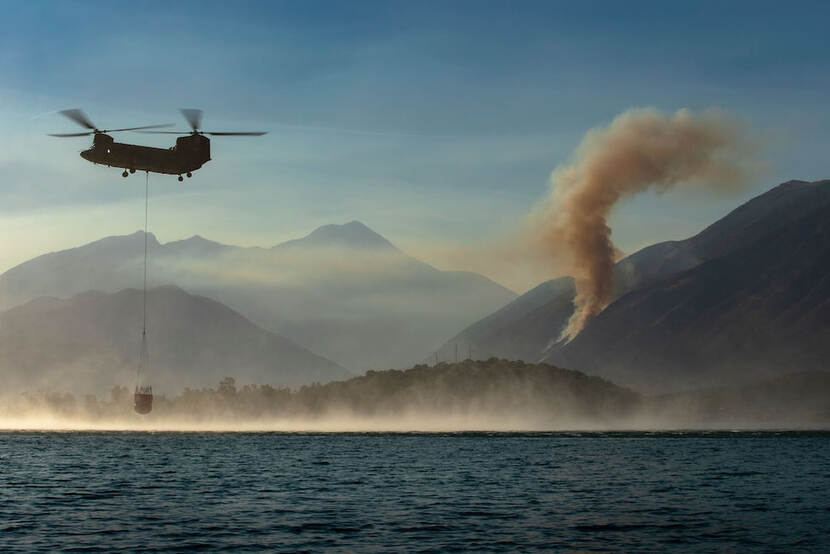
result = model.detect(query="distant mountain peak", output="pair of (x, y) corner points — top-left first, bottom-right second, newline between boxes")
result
(109, 230), (159, 244)
(162, 234), (231, 255)
(275, 220), (398, 251)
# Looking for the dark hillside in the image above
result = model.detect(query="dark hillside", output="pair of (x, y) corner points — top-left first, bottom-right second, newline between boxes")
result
(437, 179), (830, 392)
(0, 286), (349, 394)
(547, 197), (830, 392)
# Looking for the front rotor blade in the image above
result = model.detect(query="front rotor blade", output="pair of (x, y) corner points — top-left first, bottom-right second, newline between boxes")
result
(59, 109), (96, 130)
(180, 108), (203, 131)
(205, 131), (267, 136)
(133, 130), (190, 134)
(104, 123), (175, 132)
(49, 132), (94, 137)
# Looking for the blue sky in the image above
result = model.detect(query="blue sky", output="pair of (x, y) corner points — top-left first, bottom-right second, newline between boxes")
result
(1, 1), (828, 290)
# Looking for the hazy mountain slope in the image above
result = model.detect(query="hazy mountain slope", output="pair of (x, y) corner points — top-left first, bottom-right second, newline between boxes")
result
(436, 179), (830, 365)
(0, 286), (350, 395)
(433, 277), (576, 362)
(0, 232), (158, 308)
(545, 196), (830, 393)
(649, 371), (830, 426)
(0, 221), (516, 371)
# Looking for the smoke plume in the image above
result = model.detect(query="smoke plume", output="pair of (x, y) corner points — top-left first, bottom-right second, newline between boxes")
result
(534, 108), (760, 340)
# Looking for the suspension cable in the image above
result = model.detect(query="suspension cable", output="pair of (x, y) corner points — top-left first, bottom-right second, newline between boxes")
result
(143, 171), (149, 338)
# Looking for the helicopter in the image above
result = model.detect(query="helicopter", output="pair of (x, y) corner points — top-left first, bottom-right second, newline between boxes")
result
(50, 109), (266, 181)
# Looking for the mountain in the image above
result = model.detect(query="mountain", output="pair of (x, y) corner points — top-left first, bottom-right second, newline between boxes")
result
(0, 231), (158, 307)
(546, 186), (830, 392)
(0, 221), (516, 371)
(275, 220), (396, 251)
(436, 179), (830, 391)
(0, 286), (350, 395)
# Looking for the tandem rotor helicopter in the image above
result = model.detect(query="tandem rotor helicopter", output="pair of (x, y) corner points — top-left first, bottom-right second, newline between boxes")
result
(50, 108), (266, 181)
(49, 108), (266, 415)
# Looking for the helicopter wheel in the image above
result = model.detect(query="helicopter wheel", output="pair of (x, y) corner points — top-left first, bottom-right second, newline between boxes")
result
(122, 171), (128, 178)
(178, 175), (184, 182)
(129, 168), (136, 174)
(186, 172), (192, 178)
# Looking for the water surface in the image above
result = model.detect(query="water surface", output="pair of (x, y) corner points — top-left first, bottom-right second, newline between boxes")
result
(1, 432), (828, 551)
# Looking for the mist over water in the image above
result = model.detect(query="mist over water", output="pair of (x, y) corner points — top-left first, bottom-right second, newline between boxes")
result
(0, 414), (631, 433)
(3, 366), (826, 433)
(0, 391), (638, 433)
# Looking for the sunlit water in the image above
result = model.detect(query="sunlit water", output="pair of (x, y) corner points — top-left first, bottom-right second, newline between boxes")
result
(1, 432), (828, 551)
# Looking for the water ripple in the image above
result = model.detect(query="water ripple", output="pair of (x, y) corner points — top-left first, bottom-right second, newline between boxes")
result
(0, 432), (828, 551)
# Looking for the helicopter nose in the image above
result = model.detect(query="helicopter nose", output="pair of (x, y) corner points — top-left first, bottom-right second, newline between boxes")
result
(80, 149), (91, 161)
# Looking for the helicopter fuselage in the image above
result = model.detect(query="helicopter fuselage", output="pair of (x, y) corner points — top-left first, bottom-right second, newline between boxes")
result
(80, 133), (211, 176)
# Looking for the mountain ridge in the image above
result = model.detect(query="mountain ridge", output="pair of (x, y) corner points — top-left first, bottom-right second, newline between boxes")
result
(545, 194), (830, 392)
(0, 220), (516, 371)
(434, 178), (830, 391)
(0, 285), (351, 395)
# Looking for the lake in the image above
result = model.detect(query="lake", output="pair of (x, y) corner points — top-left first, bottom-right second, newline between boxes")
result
(1, 432), (828, 551)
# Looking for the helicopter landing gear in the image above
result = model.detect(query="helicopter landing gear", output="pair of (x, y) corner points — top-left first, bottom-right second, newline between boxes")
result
(122, 170), (129, 178)
(129, 168), (136, 174)
(178, 175), (184, 182)
(186, 172), (192, 178)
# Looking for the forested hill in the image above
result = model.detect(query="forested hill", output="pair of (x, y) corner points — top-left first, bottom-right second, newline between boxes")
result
(292, 358), (641, 420)
(6, 360), (829, 429)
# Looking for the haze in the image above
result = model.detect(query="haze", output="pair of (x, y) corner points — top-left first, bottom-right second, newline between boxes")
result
(1, 2), (829, 432)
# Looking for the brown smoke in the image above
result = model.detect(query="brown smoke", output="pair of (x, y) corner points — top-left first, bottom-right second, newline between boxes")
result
(533, 108), (760, 340)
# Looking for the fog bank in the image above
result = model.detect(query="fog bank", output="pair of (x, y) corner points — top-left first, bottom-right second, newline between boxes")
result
(2, 361), (826, 432)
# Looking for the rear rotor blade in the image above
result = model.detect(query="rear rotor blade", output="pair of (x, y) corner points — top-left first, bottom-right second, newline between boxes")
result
(60, 109), (96, 130)
(134, 130), (267, 136)
(205, 131), (267, 136)
(180, 108), (203, 131)
(104, 123), (175, 132)
(49, 132), (94, 137)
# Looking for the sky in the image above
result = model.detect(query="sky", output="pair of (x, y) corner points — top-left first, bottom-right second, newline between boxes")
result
(1, 0), (828, 292)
